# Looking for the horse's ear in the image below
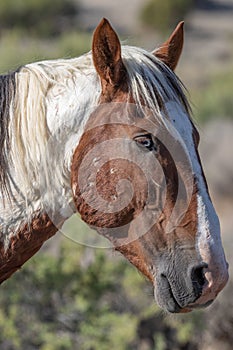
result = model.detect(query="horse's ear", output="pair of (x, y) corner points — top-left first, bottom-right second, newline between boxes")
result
(92, 18), (126, 89)
(153, 22), (184, 71)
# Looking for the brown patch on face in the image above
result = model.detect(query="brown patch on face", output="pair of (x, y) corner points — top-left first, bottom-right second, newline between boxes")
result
(160, 166), (198, 249)
(71, 123), (148, 230)
(0, 213), (59, 284)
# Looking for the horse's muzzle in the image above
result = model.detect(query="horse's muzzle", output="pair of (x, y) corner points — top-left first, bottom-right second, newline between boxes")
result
(153, 260), (229, 313)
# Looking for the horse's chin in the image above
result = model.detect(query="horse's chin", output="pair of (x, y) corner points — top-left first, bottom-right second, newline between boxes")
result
(154, 289), (214, 314)
(154, 289), (186, 314)
(153, 281), (215, 314)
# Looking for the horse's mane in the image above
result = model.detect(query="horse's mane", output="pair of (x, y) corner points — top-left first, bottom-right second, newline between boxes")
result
(0, 72), (16, 195)
(0, 46), (190, 207)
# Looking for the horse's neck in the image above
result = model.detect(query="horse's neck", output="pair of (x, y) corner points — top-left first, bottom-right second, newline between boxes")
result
(0, 58), (101, 283)
(1, 55), (100, 243)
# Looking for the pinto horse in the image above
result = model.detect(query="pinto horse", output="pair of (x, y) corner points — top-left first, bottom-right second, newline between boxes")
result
(0, 19), (228, 313)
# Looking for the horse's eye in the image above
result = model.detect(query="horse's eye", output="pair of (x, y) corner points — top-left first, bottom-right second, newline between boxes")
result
(134, 135), (155, 151)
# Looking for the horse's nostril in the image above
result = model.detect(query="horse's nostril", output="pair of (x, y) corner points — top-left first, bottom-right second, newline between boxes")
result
(191, 263), (208, 291)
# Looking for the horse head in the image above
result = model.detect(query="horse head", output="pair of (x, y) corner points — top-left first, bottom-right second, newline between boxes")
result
(71, 19), (228, 313)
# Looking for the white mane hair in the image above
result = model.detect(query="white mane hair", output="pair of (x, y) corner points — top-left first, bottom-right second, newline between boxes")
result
(0, 45), (190, 241)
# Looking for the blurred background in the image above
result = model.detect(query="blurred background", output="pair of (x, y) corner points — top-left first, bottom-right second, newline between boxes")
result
(0, 0), (233, 349)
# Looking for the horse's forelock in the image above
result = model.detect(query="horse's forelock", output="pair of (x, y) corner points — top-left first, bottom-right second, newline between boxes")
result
(121, 46), (191, 123)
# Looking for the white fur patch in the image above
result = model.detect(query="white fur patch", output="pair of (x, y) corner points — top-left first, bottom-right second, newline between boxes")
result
(165, 101), (228, 296)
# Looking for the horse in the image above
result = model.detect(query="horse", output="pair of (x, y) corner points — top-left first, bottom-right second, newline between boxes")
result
(0, 18), (228, 313)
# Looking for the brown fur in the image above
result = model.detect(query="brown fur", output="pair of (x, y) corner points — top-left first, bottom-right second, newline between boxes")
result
(92, 18), (128, 99)
(71, 123), (149, 229)
(0, 214), (58, 284)
(153, 22), (184, 71)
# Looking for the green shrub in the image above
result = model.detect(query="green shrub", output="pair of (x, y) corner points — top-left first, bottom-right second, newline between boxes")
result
(141, 0), (194, 33)
(0, 238), (144, 349)
(0, 234), (204, 350)
(193, 67), (233, 123)
(0, 0), (78, 37)
(0, 29), (91, 74)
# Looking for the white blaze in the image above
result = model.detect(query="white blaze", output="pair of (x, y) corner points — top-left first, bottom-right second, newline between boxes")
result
(165, 101), (228, 301)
